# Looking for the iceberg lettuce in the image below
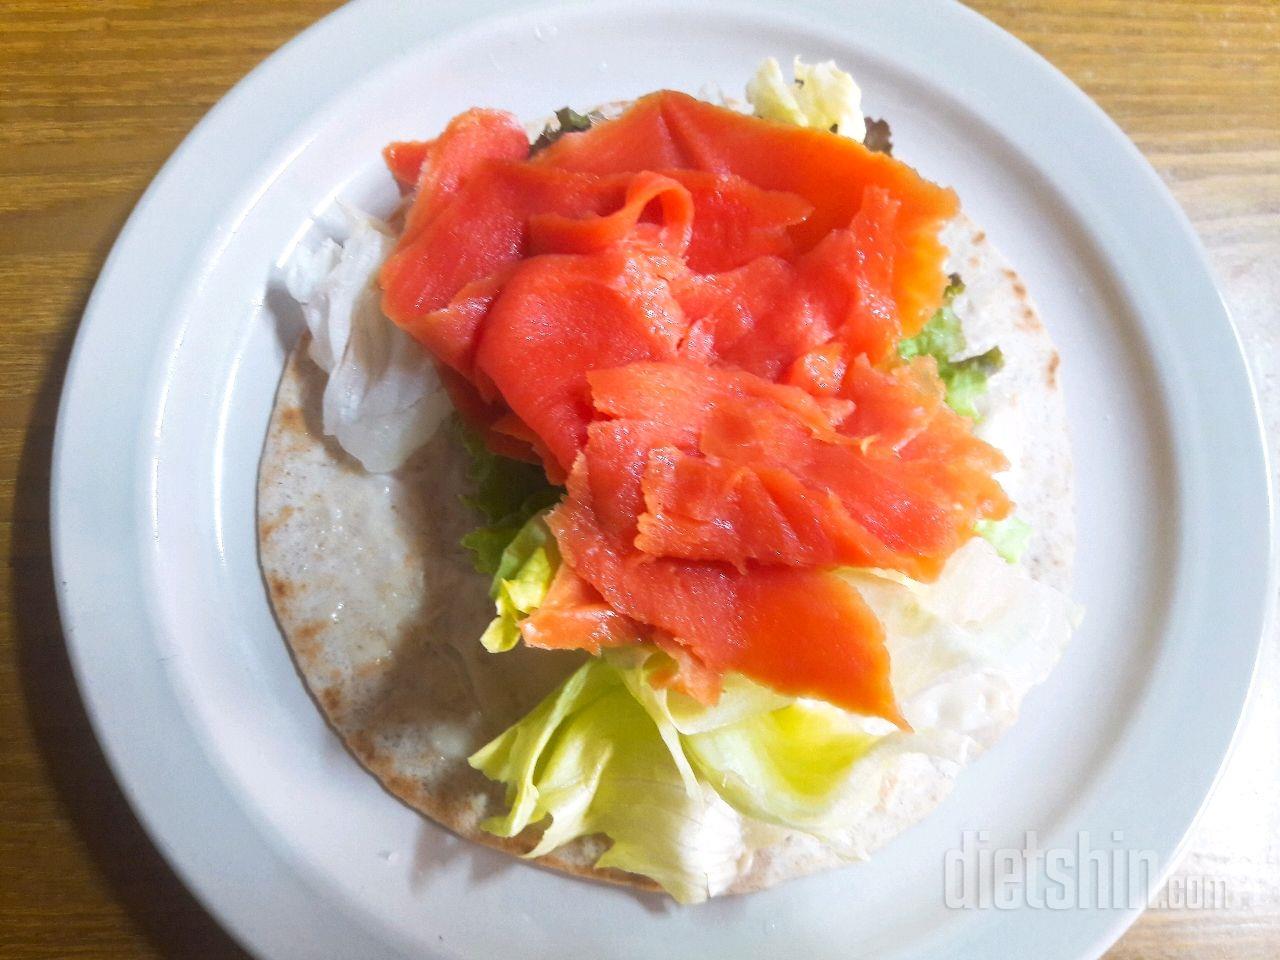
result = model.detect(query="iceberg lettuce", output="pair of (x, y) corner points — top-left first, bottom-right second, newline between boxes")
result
(477, 511), (559, 653)
(844, 538), (1074, 748)
(457, 426), (562, 575)
(746, 57), (865, 138)
(681, 701), (879, 836)
(975, 515), (1033, 564)
(469, 657), (769, 903)
(454, 430), (564, 652)
(606, 646), (793, 796)
(898, 277), (1004, 420)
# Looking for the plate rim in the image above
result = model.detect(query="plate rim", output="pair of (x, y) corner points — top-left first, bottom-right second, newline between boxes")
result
(50, 0), (1274, 958)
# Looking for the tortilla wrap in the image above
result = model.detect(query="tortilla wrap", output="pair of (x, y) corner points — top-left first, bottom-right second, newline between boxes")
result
(257, 208), (1074, 896)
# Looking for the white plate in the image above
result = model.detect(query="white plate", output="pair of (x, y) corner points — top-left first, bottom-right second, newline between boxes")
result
(52, 1), (1272, 957)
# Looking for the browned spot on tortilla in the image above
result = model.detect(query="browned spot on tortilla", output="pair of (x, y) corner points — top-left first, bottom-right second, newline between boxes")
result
(1012, 280), (1027, 299)
(1002, 267), (1017, 281)
(296, 620), (323, 640)
(278, 405), (306, 435)
(268, 575), (294, 601)
(348, 730), (375, 758)
(355, 658), (389, 682)
(971, 230), (986, 243)
(1047, 352), (1061, 389)
(385, 772), (420, 800)
(320, 685), (343, 713)
(1016, 304), (1042, 332)
(968, 255), (980, 270)
(290, 620), (326, 659)
(259, 503), (295, 540)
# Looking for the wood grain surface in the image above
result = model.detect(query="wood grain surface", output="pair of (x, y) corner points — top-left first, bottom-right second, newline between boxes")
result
(1, 1), (1276, 957)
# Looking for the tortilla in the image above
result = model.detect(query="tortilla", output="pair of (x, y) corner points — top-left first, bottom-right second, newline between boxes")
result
(258, 202), (1074, 895)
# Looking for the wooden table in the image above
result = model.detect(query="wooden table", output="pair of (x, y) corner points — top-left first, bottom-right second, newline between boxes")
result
(1, 1), (1276, 956)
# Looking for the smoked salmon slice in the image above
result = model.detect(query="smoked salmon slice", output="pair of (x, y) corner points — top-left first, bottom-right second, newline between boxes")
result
(520, 565), (645, 656)
(588, 362), (1008, 581)
(473, 245), (690, 474)
(674, 185), (905, 374)
(436, 363), (540, 464)
(376, 91), (1002, 724)
(521, 566), (724, 704)
(549, 452), (904, 724)
(383, 139), (430, 189)
(534, 90), (958, 335)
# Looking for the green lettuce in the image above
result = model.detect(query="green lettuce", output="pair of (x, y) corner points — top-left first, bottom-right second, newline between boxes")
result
(897, 278), (966, 362)
(456, 423), (561, 575)
(746, 56), (864, 137)
(469, 646), (895, 898)
(469, 656), (765, 903)
(898, 277), (1004, 420)
(941, 348), (1004, 419)
(478, 511), (560, 653)
(974, 515), (1032, 564)
(898, 284), (1027, 552)
(530, 106), (604, 155)
(455, 423), (564, 651)
(607, 646), (793, 796)
(681, 701), (880, 838)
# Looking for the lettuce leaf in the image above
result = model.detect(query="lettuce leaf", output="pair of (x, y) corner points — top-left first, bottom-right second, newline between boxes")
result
(530, 106), (605, 155)
(862, 116), (893, 155)
(843, 538), (1075, 747)
(605, 647), (792, 797)
(457, 424), (562, 575)
(942, 347), (1004, 420)
(469, 658), (763, 903)
(682, 700), (880, 836)
(899, 283), (1024, 547)
(455, 425), (564, 649)
(746, 57), (864, 138)
(478, 511), (559, 653)
(974, 515), (1032, 564)
(898, 277), (1005, 420)
(457, 424), (556, 526)
(897, 277), (966, 362)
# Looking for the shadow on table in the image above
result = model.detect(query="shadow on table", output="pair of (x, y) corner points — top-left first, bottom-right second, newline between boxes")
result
(12, 323), (252, 958)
